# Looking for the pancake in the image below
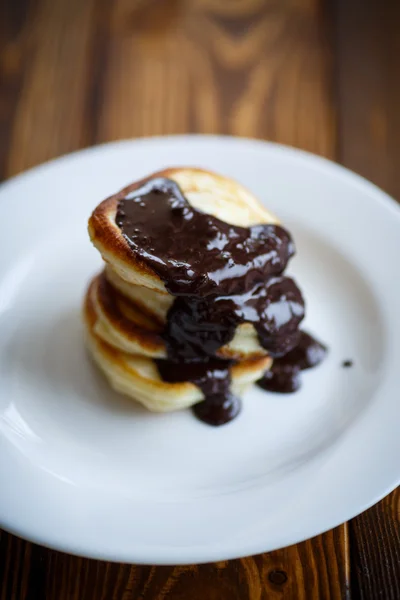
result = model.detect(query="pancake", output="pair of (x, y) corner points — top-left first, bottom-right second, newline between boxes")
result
(88, 167), (279, 294)
(104, 264), (172, 324)
(84, 167), (310, 424)
(89, 273), (165, 358)
(91, 271), (271, 360)
(83, 286), (272, 412)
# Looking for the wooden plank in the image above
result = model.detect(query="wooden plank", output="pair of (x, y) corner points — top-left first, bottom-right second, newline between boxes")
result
(5, 0), (97, 177)
(0, 0), (350, 598)
(0, 0), (37, 180)
(332, 0), (400, 597)
(0, 528), (349, 600)
(332, 0), (400, 201)
(350, 493), (400, 600)
(98, 0), (335, 156)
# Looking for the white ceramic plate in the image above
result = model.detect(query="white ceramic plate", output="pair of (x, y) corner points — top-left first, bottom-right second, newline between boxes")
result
(0, 136), (399, 564)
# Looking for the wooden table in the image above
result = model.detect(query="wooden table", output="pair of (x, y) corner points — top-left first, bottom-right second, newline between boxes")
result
(0, 0), (399, 598)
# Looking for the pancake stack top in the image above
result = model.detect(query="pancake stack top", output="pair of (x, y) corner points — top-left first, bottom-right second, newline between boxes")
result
(86, 168), (307, 426)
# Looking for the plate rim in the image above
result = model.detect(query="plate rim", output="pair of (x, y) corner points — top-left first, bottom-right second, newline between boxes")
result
(0, 134), (399, 564)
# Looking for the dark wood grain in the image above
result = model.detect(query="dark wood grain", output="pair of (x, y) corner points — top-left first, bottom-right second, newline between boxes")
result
(0, 0), (398, 598)
(0, 528), (350, 600)
(350, 492), (400, 600)
(332, 0), (400, 201)
(5, 0), (97, 176)
(332, 1), (400, 597)
(0, 0), (37, 179)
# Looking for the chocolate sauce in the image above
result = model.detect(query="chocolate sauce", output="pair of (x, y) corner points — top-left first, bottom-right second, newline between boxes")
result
(257, 331), (327, 394)
(116, 177), (310, 425)
(342, 360), (353, 368)
(164, 277), (304, 361)
(116, 178), (294, 297)
(156, 359), (240, 426)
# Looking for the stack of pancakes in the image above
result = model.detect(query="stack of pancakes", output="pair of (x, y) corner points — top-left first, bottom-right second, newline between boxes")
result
(84, 168), (276, 413)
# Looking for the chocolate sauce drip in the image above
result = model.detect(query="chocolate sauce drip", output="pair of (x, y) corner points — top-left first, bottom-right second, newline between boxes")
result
(257, 331), (327, 394)
(258, 363), (302, 394)
(156, 359), (240, 426)
(116, 178), (294, 297)
(164, 277), (304, 362)
(116, 177), (310, 425)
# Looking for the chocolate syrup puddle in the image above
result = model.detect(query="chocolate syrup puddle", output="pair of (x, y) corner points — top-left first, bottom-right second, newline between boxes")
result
(115, 177), (320, 425)
(257, 331), (327, 393)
